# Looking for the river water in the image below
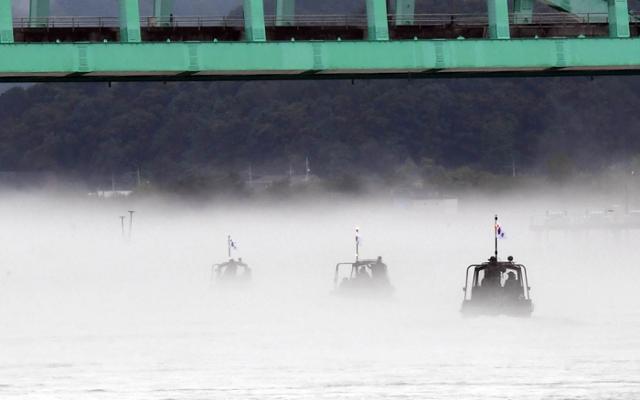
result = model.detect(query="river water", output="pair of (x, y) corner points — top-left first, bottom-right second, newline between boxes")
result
(1, 195), (639, 399)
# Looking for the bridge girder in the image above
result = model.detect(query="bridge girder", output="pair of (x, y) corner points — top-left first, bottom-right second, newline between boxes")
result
(153, 0), (174, 27)
(514, 0), (534, 24)
(3, 38), (640, 82)
(119, 0), (141, 43)
(244, 0), (266, 42)
(29, 0), (49, 28)
(541, 0), (608, 21)
(366, 0), (390, 40)
(276, 0), (295, 27)
(395, 0), (415, 26)
(488, 0), (510, 39)
(0, 0), (12, 43)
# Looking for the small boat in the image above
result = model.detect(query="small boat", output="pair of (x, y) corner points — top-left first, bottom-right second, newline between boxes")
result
(461, 216), (534, 317)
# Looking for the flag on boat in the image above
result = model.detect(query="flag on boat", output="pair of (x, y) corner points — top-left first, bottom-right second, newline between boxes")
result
(496, 224), (506, 239)
(229, 236), (238, 250)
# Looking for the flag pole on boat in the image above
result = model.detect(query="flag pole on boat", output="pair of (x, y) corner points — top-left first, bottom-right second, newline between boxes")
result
(355, 227), (360, 263)
(494, 214), (499, 260)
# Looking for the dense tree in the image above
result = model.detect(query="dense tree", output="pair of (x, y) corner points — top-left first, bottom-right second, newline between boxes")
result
(2, 75), (640, 193)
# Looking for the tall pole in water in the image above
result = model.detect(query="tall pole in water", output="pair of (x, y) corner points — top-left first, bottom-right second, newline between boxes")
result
(128, 210), (135, 239)
(120, 216), (126, 238)
(494, 215), (499, 260)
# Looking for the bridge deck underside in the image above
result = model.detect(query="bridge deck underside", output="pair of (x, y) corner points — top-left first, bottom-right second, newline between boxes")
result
(12, 22), (640, 43)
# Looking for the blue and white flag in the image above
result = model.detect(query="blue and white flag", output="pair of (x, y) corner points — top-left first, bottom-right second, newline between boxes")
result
(229, 236), (238, 250)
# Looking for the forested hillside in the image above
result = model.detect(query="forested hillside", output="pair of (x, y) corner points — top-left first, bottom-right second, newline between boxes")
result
(2, 76), (640, 193)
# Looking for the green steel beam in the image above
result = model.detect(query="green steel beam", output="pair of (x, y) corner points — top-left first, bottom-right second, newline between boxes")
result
(366, 0), (389, 40)
(276, 0), (295, 27)
(119, 0), (141, 43)
(395, 0), (415, 26)
(540, 0), (608, 22)
(244, 0), (266, 42)
(3, 38), (640, 81)
(488, 0), (510, 39)
(29, 0), (50, 28)
(0, 0), (13, 44)
(514, 0), (534, 24)
(540, 0), (638, 24)
(153, 0), (174, 27)
(609, 0), (630, 38)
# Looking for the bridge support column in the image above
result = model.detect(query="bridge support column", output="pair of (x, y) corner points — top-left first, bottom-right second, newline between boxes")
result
(153, 0), (174, 27)
(395, 0), (415, 26)
(0, 0), (13, 44)
(119, 0), (141, 43)
(366, 0), (389, 40)
(487, 0), (510, 39)
(276, 0), (295, 27)
(513, 0), (534, 24)
(244, 0), (266, 42)
(608, 0), (630, 38)
(29, 0), (49, 28)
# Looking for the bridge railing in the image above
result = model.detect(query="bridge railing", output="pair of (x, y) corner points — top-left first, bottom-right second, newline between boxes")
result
(407, 13), (610, 25)
(143, 16), (245, 28)
(264, 14), (368, 27)
(13, 16), (120, 28)
(11, 12), (615, 30)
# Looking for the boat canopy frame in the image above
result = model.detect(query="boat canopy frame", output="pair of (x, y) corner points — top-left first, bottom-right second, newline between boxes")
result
(463, 262), (531, 301)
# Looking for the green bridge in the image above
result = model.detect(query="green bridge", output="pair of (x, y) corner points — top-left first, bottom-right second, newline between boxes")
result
(0, 0), (639, 81)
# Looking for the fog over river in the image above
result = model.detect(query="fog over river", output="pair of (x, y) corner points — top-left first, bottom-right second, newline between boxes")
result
(0, 192), (639, 399)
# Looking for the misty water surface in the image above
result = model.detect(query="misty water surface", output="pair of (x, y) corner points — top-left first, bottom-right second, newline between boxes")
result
(0, 192), (639, 399)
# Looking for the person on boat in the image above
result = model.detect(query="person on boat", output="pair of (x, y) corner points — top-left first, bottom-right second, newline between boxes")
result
(503, 271), (521, 298)
(223, 259), (238, 279)
(237, 257), (251, 280)
(370, 256), (389, 282)
(482, 257), (501, 288)
(357, 265), (370, 280)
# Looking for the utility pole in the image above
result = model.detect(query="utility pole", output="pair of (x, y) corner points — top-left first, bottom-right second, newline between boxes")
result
(120, 216), (126, 238)
(128, 210), (135, 239)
